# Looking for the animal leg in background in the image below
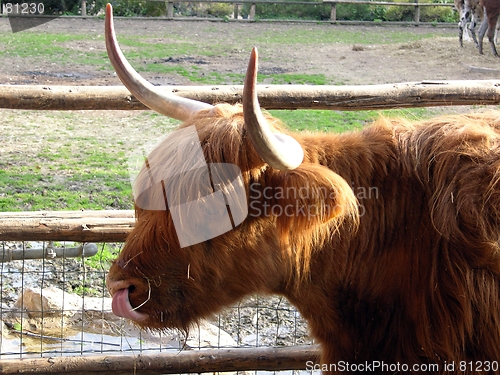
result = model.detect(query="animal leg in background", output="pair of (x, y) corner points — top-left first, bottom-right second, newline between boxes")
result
(478, 0), (500, 57)
(456, 0), (466, 47)
(462, 0), (483, 47)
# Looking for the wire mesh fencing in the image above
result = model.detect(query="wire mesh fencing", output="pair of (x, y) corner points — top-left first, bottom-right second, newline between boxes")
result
(0, 240), (315, 370)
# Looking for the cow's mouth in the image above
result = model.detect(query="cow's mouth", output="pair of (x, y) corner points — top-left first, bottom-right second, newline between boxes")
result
(111, 288), (149, 322)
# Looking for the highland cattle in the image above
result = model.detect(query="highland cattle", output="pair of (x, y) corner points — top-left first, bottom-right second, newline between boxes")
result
(104, 4), (500, 373)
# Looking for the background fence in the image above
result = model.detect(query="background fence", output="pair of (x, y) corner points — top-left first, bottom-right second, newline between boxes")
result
(1, 0), (457, 23)
(150, 0), (455, 22)
(0, 211), (317, 374)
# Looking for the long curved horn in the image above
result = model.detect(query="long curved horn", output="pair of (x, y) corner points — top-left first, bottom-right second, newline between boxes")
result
(243, 48), (304, 171)
(105, 3), (212, 121)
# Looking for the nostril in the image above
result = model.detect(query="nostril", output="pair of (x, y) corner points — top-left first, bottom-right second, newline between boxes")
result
(107, 279), (134, 297)
(128, 285), (136, 293)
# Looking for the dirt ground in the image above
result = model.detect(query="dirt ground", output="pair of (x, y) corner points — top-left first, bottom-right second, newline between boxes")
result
(1, 17), (500, 87)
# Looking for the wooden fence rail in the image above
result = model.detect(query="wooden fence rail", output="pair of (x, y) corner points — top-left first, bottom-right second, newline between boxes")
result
(0, 344), (320, 375)
(2, 80), (500, 112)
(0, 210), (135, 242)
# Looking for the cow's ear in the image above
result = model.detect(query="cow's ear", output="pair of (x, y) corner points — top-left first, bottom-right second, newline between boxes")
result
(261, 163), (358, 275)
(266, 163), (359, 234)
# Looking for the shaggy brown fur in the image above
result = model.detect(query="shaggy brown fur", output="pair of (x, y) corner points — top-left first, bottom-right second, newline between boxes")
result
(108, 105), (500, 373)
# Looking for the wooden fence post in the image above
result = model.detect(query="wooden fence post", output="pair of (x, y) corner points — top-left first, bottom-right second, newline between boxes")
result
(167, 0), (174, 18)
(413, 0), (420, 23)
(81, 0), (86, 17)
(233, 2), (242, 19)
(330, 2), (336, 22)
(249, 2), (256, 19)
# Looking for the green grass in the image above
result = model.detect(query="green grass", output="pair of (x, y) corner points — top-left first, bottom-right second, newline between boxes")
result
(143, 63), (327, 85)
(0, 143), (134, 211)
(0, 110), (177, 213)
(0, 32), (110, 70)
(0, 107), (444, 213)
(271, 107), (441, 132)
(0, 168), (133, 212)
(0, 33), (88, 55)
(255, 28), (444, 45)
(272, 109), (374, 132)
(265, 73), (327, 85)
(83, 243), (123, 270)
(0, 24), (454, 84)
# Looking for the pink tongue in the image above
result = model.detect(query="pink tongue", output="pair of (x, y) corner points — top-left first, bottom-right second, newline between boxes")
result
(111, 289), (148, 321)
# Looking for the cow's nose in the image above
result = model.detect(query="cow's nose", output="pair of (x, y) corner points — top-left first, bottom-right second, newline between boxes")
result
(106, 278), (134, 297)
(107, 279), (149, 321)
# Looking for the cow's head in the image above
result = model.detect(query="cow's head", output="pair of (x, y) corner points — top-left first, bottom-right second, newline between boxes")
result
(104, 3), (358, 331)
